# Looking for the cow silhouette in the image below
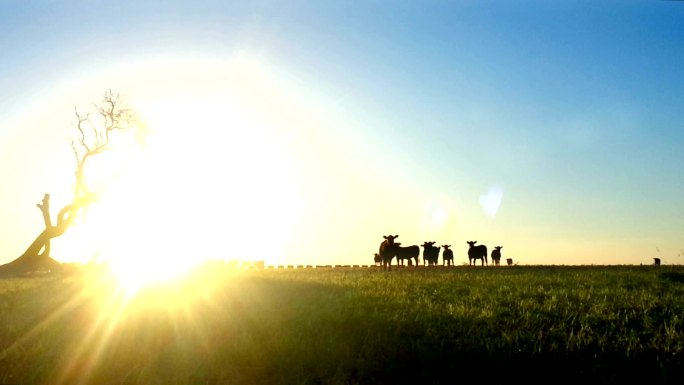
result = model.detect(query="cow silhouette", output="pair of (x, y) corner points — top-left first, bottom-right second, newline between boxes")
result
(467, 241), (488, 266)
(491, 246), (502, 266)
(421, 241), (440, 266)
(379, 235), (399, 270)
(442, 245), (454, 266)
(393, 242), (420, 267)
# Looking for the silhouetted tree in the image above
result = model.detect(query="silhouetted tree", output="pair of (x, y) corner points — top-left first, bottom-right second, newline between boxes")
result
(0, 90), (139, 276)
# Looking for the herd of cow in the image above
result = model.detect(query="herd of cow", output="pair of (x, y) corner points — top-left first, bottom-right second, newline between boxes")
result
(375, 235), (510, 270)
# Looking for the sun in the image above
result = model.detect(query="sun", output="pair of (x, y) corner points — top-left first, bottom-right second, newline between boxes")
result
(64, 57), (307, 293)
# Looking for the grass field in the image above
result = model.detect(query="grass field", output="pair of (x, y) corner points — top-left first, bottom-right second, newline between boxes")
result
(1, 265), (683, 384)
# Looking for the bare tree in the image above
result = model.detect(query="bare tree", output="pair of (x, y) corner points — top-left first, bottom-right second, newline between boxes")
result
(0, 90), (140, 277)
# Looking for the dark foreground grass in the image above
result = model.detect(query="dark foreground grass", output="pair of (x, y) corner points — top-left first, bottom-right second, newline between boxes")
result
(1, 265), (683, 384)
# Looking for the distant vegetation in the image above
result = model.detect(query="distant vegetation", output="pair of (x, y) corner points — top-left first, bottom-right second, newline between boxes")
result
(1, 265), (683, 384)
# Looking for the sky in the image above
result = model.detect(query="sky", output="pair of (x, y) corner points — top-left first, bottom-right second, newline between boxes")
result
(1, 0), (683, 268)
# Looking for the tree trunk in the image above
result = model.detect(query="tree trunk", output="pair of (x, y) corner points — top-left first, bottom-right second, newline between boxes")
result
(0, 194), (83, 277)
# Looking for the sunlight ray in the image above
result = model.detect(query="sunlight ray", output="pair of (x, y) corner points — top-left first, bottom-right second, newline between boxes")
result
(53, 281), (136, 384)
(0, 281), (90, 363)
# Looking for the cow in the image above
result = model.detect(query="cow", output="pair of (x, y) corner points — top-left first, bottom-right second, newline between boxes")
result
(491, 246), (503, 266)
(393, 242), (421, 267)
(421, 241), (440, 266)
(506, 258), (513, 266)
(373, 253), (382, 267)
(441, 245), (454, 266)
(379, 235), (399, 270)
(654, 258), (661, 266)
(467, 241), (488, 266)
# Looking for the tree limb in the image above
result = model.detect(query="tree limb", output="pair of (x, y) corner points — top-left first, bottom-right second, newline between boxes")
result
(36, 193), (52, 229)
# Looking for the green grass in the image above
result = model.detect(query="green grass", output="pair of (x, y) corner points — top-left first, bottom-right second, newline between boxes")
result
(1, 265), (683, 384)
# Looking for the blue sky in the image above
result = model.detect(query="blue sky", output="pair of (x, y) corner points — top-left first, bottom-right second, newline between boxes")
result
(1, 1), (683, 266)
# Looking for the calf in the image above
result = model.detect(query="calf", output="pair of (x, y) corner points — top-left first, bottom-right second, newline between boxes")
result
(491, 246), (503, 266)
(392, 242), (421, 267)
(442, 245), (454, 266)
(379, 235), (399, 270)
(373, 253), (382, 267)
(421, 241), (440, 266)
(467, 241), (488, 266)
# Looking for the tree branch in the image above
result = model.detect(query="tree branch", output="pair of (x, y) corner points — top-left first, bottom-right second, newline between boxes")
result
(36, 193), (52, 229)
(71, 90), (131, 201)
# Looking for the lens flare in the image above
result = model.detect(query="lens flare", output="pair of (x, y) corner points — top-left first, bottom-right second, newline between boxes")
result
(479, 185), (504, 219)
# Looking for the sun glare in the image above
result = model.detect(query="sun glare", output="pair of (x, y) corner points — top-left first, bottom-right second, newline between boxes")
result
(61, 57), (307, 293)
(107, 254), (195, 295)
